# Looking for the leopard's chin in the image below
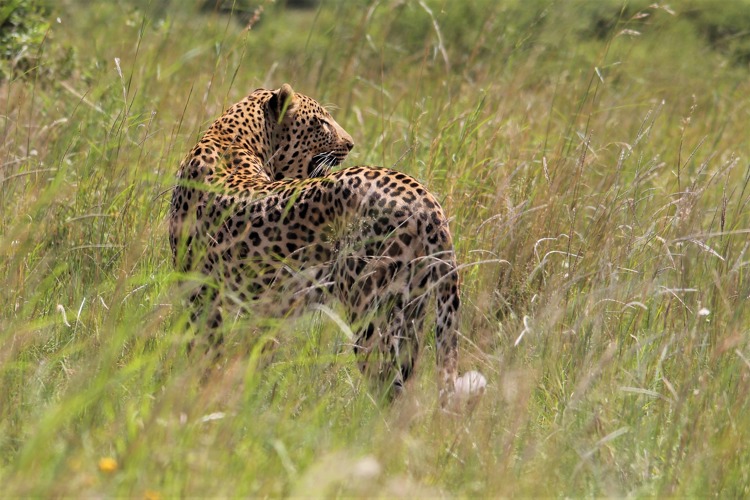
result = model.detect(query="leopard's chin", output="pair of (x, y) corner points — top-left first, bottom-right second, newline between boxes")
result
(308, 152), (344, 177)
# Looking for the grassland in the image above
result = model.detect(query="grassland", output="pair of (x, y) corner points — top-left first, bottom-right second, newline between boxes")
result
(2, 0), (750, 496)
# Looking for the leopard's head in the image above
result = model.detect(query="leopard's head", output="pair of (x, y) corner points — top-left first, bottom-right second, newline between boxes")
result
(267, 83), (354, 180)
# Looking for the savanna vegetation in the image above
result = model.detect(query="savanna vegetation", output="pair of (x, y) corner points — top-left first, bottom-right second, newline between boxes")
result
(2, 0), (750, 496)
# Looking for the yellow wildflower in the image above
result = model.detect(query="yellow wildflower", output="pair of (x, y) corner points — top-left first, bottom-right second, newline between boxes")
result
(98, 457), (118, 473)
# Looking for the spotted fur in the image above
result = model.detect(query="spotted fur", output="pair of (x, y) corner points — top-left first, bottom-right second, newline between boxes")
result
(169, 84), (461, 403)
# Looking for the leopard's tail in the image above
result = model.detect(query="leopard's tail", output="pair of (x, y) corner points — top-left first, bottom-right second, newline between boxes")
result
(433, 248), (460, 404)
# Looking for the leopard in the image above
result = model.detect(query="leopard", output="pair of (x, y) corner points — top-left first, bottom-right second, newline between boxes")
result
(169, 83), (484, 405)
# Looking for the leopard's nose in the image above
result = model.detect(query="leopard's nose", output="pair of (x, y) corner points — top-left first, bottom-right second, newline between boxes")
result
(345, 140), (354, 151)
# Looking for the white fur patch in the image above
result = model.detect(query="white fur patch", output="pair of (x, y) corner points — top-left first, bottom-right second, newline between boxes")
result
(453, 370), (487, 399)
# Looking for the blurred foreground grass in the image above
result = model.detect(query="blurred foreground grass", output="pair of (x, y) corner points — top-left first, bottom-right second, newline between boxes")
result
(2, 0), (750, 496)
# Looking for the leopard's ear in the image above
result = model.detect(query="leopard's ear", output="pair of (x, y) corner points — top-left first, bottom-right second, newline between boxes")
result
(269, 83), (297, 123)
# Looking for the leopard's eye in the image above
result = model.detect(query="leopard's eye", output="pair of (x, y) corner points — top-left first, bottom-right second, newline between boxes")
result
(318, 118), (332, 133)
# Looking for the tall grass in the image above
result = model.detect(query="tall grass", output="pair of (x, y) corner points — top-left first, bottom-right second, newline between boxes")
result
(2, 0), (750, 495)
